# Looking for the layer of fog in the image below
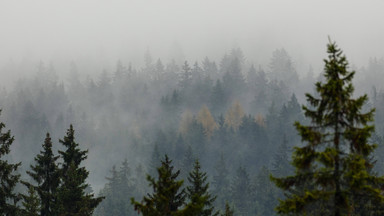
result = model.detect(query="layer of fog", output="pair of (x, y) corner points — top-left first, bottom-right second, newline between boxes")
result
(1, 0), (384, 88)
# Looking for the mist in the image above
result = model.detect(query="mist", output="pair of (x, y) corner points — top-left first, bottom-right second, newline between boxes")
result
(1, 0), (384, 215)
(1, 0), (384, 85)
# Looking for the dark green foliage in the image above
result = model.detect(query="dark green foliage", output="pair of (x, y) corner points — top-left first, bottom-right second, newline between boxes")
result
(185, 160), (218, 216)
(57, 125), (103, 216)
(271, 40), (384, 215)
(0, 110), (21, 215)
(21, 186), (40, 216)
(132, 155), (186, 216)
(25, 132), (60, 216)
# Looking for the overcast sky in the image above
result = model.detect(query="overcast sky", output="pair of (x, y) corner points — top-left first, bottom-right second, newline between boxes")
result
(0, 0), (383, 79)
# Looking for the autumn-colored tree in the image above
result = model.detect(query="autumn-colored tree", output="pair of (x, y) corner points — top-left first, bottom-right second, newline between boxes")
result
(197, 105), (217, 138)
(224, 101), (244, 131)
(179, 110), (194, 136)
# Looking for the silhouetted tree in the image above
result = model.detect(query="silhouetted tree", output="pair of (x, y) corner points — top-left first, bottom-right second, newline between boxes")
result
(185, 160), (218, 216)
(25, 133), (60, 216)
(57, 125), (103, 215)
(132, 155), (186, 216)
(0, 110), (21, 215)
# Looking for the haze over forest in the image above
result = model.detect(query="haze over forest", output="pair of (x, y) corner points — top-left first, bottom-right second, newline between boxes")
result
(1, 0), (384, 86)
(1, 1), (384, 215)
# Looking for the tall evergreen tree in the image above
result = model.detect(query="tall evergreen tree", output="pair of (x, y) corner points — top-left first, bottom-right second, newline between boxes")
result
(132, 155), (186, 216)
(25, 133), (60, 216)
(271, 40), (384, 215)
(185, 160), (218, 216)
(57, 125), (103, 215)
(0, 110), (21, 215)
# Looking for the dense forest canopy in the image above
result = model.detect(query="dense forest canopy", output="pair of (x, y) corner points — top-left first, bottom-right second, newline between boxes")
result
(1, 1), (384, 215)
(0, 41), (384, 215)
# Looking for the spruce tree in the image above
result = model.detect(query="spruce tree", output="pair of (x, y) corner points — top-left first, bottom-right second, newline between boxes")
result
(25, 133), (60, 216)
(185, 160), (218, 216)
(0, 110), (21, 215)
(21, 186), (40, 216)
(132, 155), (186, 216)
(271, 40), (384, 215)
(57, 125), (103, 215)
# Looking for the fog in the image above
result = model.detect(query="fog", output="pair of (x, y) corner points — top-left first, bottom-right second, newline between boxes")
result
(1, 0), (384, 85)
(1, 1), (384, 215)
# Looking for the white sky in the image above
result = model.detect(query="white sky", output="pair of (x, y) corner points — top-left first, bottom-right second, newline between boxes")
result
(0, 0), (383, 78)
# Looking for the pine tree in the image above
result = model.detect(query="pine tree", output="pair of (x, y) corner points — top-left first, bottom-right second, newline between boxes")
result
(57, 125), (103, 215)
(0, 110), (21, 215)
(25, 133), (60, 216)
(185, 160), (218, 216)
(21, 186), (40, 216)
(271, 40), (384, 215)
(132, 155), (186, 216)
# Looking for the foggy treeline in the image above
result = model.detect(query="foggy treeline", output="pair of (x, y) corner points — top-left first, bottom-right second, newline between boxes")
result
(1, 46), (384, 215)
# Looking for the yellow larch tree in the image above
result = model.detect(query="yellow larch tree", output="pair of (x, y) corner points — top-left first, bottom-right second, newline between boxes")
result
(197, 105), (217, 139)
(224, 101), (245, 132)
(179, 110), (194, 136)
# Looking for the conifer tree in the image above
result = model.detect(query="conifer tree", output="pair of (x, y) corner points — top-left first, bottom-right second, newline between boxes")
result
(21, 186), (40, 216)
(0, 110), (21, 215)
(271, 40), (384, 215)
(185, 160), (218, 216)
(132, 155), (186, 216)
(25, 133), (60, 216)
(57, 125), (103, 215)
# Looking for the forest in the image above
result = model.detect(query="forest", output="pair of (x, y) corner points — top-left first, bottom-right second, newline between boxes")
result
(1, 37), (384, 216)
